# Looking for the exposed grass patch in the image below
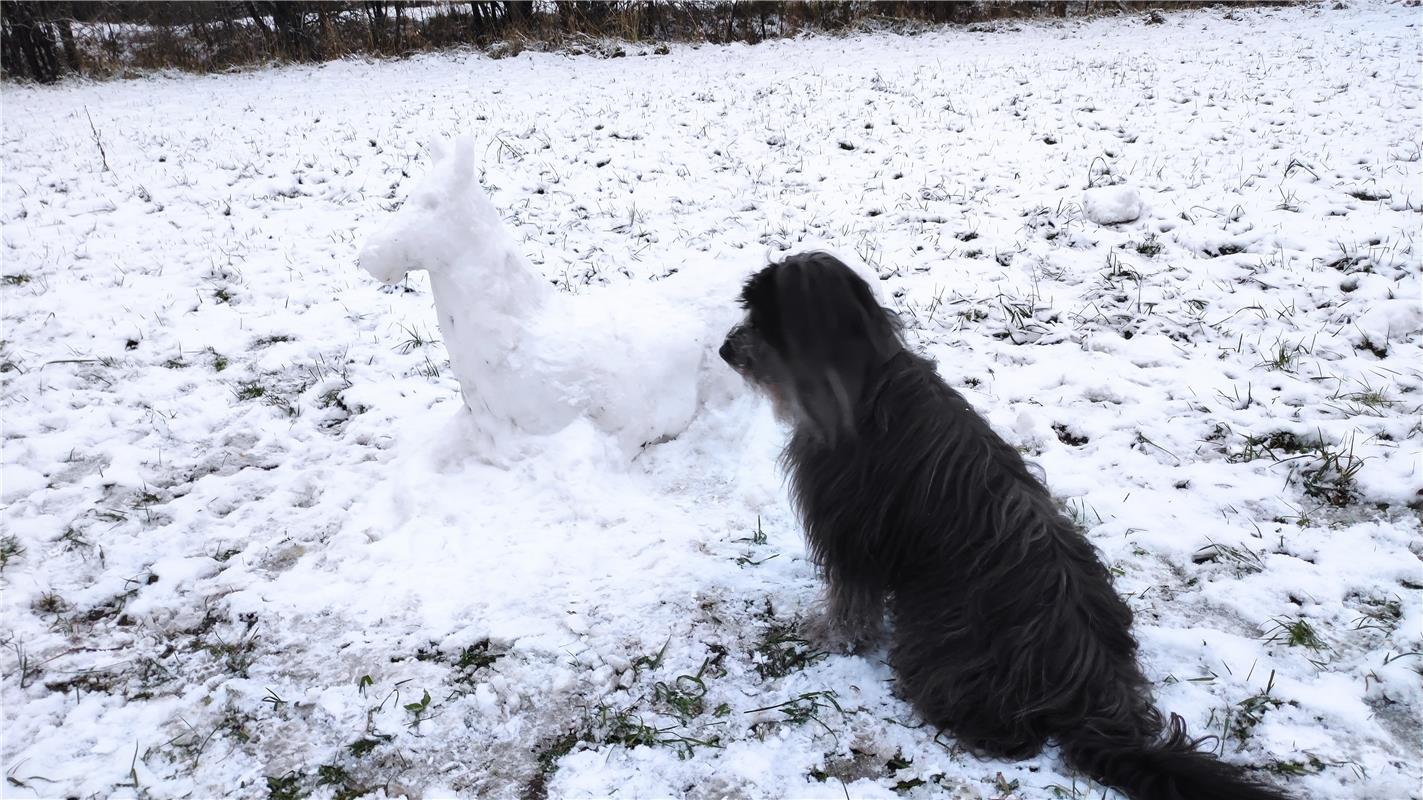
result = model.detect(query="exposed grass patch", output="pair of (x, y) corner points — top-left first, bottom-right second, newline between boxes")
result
(411, 642), (443, 662)
(1258, 339), (1308, 372)
(347, 735), (392, 759)
(0, 535), (26, 572)
(315, 763), (367, 800)
(1227, 431), (1362, 508)
(1267, 756), (1326, 776)
(746, 690), (844, 739)
(230, 372), (310, 418)
(391, 638), (506, 683)
(732, 516), (776, 566)
(455, 639), (504, 673)
(1266, 616), (1326, 651)
(1356, 335), (1388, 359)
(592, 701), (722, 759)
(57, 527), (94, 556)
(735, 516), (768, 545)
(234, 381), (269, 401)
(752, 621), (827, 680)
(1297, 445), (1363, 507)
(33, 592), (70, 615)
(265, 771), (305, 800)
(1227, 431), (1309, 463)
(2, 273), (32, 286)
(395, 324), (437, 355)
(202, 627), (260, 678)
(211, 546), (242, 563)
(1347, 188), (1391, 202)
(415, 355), (444, 379)
(1064, 498), (1102, 531)
(653, 649), (726, 724)
(316, 386), (350, 413)
(402, 689), (433, 727)
(1330, 382), (1396, 417)
(524, 729), (583, 800)
(1131, 233), (1164, 257)
(1223, 670), (1284, 747)
(44, 670), (121, 697)
(624, 636), (679, 679)
(809, 747), (947, 792)
(1326, 241), (1371, 272)
(1053, 423), (1089, 446)
(523, 640), (738, 777)
(1192, 539), (1266, 574)
(1350, 595), (1403, 633)
(595, 704), (664, 749)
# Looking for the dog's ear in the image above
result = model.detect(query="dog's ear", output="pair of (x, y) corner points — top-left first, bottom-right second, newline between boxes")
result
(754, 252), (901, 441)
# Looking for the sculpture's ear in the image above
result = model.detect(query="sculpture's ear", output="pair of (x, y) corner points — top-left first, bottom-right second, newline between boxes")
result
(425, 137), (448, 163)
(416, 136), (476, 196)
(448, 135), (477, 187)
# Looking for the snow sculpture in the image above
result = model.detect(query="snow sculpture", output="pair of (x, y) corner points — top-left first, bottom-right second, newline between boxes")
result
(359, 137), (733, 459)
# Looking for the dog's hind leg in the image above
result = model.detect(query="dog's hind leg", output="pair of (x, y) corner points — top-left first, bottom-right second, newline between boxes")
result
(889, 628), (1049, 760)
(801, 580), (885, 654)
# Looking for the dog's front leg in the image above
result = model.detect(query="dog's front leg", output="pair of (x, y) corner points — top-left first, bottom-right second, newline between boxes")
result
(801, 578), (886, 654)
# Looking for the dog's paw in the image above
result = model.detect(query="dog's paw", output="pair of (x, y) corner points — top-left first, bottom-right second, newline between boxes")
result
(799, 608), (883, 655)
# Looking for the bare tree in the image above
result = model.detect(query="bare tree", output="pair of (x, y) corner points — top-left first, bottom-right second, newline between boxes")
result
(2, 1), (66, 82)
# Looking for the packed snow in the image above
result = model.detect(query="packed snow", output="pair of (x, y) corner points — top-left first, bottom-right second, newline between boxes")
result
(2, 3), (1421, 800)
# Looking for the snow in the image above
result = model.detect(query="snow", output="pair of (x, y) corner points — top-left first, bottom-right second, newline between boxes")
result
(2, 2), (1421, 799)
(1083, 184), (1145, 225)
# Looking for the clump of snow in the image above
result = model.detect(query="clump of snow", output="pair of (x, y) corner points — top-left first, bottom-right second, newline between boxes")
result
(1083, 184), (1145, 225)
(360, 136), (739, 459)
(1350, 297), (1422, 350)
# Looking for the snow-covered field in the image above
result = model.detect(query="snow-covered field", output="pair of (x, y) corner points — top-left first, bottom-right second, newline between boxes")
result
(3, 2), (1421, 798)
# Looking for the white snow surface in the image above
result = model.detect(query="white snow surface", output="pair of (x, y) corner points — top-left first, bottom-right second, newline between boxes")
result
(3, 3), (1421, 799)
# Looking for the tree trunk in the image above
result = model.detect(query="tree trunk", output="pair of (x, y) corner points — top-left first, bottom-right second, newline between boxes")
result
(266, 2), (317, 60)
(393, 2), (404, 52)
(1, 1), (63, 82)
(504, 0), (534, 31)
(364, 1), (387, 52)
(244, 1), (273, 40)
(53, 1), (80, 72)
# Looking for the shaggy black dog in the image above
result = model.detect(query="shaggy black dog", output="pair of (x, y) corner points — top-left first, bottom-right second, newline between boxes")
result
(719, 252), (1291, 800)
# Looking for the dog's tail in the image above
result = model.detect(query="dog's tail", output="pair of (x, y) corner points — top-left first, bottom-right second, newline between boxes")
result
(1059, 714), (1291, 800)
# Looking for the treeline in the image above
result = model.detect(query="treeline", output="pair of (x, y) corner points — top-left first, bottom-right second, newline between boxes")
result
(2, 1), (1266, 83)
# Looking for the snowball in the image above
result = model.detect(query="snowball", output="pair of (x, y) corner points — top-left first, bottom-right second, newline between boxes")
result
(1352, 298), (1423, 347)
(1013, 409), (1047, 447)
(1083, 185), (1144, 225)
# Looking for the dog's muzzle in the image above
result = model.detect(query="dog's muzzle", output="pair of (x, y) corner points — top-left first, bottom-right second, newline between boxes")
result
(719, 324), (749, 371)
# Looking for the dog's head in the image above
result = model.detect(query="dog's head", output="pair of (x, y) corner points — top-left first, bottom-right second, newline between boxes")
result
(720, 252), (903, 441)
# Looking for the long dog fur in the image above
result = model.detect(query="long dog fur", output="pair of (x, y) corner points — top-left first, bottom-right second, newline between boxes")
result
(718, 252), (1291, 800)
